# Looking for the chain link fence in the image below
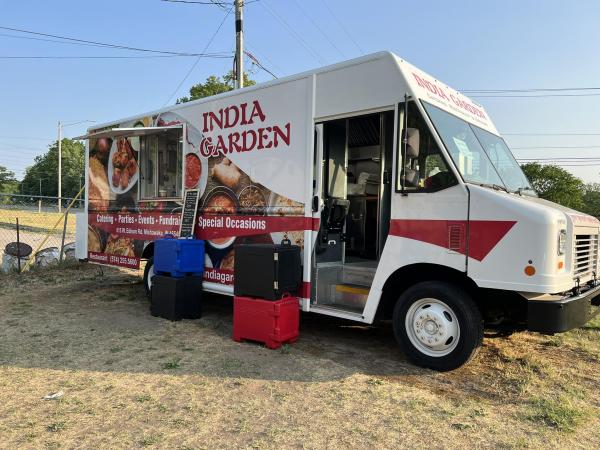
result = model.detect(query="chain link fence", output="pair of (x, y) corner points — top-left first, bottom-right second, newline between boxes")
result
(0, 193), (85, 272)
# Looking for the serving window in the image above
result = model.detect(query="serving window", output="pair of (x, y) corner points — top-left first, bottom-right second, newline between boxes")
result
(139, 128), (184, 199)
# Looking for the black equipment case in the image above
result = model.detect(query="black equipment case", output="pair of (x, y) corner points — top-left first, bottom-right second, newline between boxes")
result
(234, 242), (301, 300)
(151, 275), (202, 321)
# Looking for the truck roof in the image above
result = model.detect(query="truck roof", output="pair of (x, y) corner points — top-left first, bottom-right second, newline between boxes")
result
(88, 51), (497, 135)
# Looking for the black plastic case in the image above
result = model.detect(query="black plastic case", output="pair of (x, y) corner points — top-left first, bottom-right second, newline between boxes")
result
(234, 243), (301, 300)
(151, 275), (202, 321)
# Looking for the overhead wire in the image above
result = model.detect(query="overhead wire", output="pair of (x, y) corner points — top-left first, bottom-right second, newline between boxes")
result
(290, 0), (346, 59)
(512, 145), (600, 150)
(503, 132), (600, 136)
(463, 87), (600, 93)
(260, 0), (328, 65)
(163, 5), (233, 105)
(0, 54), (231, 60)
(245, 41), (284, 75)
(319, 0), (363, 54)
(161, 0), (231, 5)
(244, 50), (277, 79)
(0, 25), (219, 57)
(470, 93), (600, 98)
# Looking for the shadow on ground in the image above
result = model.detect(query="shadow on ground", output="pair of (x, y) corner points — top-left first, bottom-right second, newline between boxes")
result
(0, 263), (429, 382)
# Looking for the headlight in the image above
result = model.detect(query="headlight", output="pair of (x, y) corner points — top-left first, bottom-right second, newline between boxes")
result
(558, 229), (567, 255)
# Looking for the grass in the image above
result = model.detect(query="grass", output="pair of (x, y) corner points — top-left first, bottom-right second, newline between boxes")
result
(527, 397), (588, 432)
(46, 422), (66, 433)
(0, 263), (598, 448)
(0, 209), (77, 234)
(161, 358), (181, 370)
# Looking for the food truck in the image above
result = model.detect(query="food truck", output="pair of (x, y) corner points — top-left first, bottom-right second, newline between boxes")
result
(75, 51), (600, 370)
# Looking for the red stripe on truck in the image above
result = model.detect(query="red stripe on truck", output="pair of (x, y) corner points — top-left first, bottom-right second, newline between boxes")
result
(389, 219), (516, 261)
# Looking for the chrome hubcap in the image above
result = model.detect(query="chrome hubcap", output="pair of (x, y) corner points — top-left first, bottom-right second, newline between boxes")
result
(406, 298), (460, 357)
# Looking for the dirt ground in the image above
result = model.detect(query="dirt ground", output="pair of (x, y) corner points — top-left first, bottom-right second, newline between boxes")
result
(0, 263), (598, 449)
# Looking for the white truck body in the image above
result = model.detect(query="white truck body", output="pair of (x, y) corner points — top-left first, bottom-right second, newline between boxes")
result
(77, 52), (600, 369)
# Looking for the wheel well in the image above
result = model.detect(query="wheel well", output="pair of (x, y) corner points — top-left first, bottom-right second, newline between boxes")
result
(141, 242), (154, 261)
(377, 263), (479, 320)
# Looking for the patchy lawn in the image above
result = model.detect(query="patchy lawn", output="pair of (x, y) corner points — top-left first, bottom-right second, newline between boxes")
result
(0, 263), (598, 449)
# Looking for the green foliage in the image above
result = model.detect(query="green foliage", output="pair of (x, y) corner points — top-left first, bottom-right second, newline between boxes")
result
(582, 183), (600, 218)
(20, 139), (85, 198)
(177, 71), (256, 103)
(521, 163), (585, 210)
(0, 166), (18, 194)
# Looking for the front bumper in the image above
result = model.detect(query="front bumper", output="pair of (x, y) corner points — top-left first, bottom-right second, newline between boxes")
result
(527, 283), (600, 333)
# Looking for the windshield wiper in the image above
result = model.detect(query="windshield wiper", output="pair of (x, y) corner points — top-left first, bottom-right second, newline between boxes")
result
(479, 183), (509, 193)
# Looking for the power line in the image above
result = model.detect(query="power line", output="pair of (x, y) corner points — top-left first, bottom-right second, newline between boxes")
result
(512, 145), (600, 150)
(525, 163), (600, 167)
(245, 41), (283, 75)
(0, 32), (112, 49)
(319, 0), (363, 54)
(504, 132), (600, 136)
(471, 93), (600, 98)
(517, 158), (600, 161)
(244, 50), (277, 79)
(0, 25), (220, 57)
(290, 0), (346, 59)
(0, 135), (52, 141)
(163, 6), (233, 106)
(463, 87), (600, 93)
(260, 0), (327, 65)
(0, 54), (231, 60)
(162, 0), (230, 4)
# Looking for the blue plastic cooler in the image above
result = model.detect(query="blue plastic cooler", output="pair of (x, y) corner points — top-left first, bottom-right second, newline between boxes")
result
(154, 235), (205, 278)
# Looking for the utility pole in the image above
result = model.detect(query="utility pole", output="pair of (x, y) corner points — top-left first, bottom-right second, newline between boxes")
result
(58, 120), (62, 212)
(235, 0), (244, 89)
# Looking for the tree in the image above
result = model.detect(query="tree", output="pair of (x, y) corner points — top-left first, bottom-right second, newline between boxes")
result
(520, 163), (585, 210)
(582, 183), (600, 218)
(177, 71), (256, 103)
(0, 166), (17, 193)
(20, 139), (85, 199)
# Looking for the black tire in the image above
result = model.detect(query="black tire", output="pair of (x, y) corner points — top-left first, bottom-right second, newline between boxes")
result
(143, 257), (154, 299)
(392, 281), (483, 371)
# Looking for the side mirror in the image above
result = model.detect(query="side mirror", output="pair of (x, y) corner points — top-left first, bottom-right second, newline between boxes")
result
(403, 127), (420, 158)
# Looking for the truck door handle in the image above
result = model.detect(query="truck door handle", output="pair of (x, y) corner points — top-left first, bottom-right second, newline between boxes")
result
(312, 195), (319, 212)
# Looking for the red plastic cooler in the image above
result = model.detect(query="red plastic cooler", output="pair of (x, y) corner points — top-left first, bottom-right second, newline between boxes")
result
(233, 295), (300, 349)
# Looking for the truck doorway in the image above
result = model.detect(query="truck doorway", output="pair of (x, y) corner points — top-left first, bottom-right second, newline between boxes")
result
(312, 110), (394, 315)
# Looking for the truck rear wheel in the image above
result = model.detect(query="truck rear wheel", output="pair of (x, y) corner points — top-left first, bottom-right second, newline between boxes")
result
(393, 281), (483, 371)
(143, 257), (154, 299)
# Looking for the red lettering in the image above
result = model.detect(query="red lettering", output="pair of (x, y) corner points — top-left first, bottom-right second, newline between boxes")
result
(224, 105), (239, 128)
(273, 123), (291, 147)
(215, 135), (228, 154)
(202, 112), (209, 133)
(200, 137), (213, 157)
(242, 130), (257, 151)
(208, 111), (223, 131)
(228, 132), (242, 152)
(257, 127), (273, 149)
(248, 100), (266, 124)
(239, 102), (248, 125)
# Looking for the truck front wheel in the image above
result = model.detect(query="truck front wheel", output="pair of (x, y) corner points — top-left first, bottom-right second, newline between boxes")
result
(393, 281), (483, 371)
(143, 257), (155, 299)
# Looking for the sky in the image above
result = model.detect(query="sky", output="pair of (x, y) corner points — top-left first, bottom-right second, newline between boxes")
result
(1, 0), (600, 185)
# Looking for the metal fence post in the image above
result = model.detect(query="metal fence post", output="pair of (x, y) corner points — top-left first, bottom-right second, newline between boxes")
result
(60, 210), (69, 262)
(16, 218), (21, 273)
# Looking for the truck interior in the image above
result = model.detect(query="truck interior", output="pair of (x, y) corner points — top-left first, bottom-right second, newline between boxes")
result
(139, 128), (184, 200)
(312, 110), (394, 316)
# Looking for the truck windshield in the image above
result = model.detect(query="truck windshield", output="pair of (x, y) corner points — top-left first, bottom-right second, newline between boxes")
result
(422, 101), (535, 195)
